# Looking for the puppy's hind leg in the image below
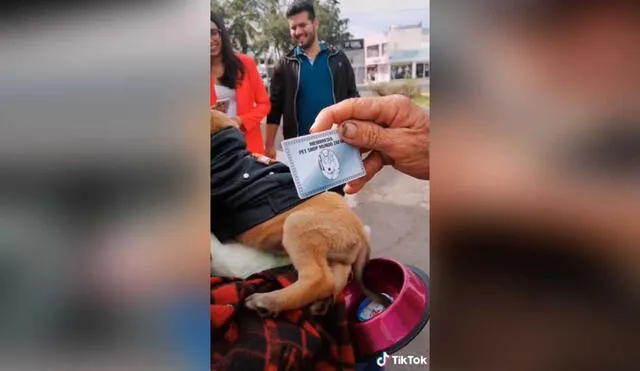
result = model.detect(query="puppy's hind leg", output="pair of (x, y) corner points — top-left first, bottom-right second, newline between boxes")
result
(245, 211), (335, 317)
(309, 263), (351, 316)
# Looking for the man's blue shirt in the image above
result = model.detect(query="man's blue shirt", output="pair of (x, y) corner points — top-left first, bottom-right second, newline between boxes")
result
(295, 43), (335, 135)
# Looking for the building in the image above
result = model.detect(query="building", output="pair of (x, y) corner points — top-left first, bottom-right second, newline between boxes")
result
(363, 23), (429, 83)
(363, 33), (390, 82)
(342, 38), (366, 85)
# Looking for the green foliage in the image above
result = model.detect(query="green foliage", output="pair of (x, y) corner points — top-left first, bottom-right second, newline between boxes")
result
(371, 80), (422, 98)
(314, 0), (352, 49)
(251, 0), (292, 61)
(411, 93), (430, 109)
(212, 0), (352, 59)
(211, 0), (261, 54)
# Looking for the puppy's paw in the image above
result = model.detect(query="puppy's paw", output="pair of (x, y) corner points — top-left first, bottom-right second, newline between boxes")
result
(245, 293), (281, 318)
(309, 296), (334, 316)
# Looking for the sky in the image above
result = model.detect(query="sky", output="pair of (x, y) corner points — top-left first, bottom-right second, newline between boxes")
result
(339, 0), (430, 38)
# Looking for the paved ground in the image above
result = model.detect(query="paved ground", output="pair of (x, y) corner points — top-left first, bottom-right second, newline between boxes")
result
(345, 169), (430, 371)
(271, 125), (430, 370)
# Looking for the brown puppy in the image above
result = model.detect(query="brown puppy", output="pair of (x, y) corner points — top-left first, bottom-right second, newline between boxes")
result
(211, 110), (388, 317)
(210, 108), (237, 131)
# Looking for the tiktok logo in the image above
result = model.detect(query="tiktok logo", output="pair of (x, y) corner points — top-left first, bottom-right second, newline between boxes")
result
(376, 352), (390, 367)
(374, 352), (430, 367)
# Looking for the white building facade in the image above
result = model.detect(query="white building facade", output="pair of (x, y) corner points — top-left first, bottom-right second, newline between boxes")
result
(342, 38), (366, 85)
(363, 23), (429, 83)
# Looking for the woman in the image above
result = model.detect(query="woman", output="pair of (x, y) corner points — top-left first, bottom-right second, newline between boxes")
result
(211, 13), (270, 154)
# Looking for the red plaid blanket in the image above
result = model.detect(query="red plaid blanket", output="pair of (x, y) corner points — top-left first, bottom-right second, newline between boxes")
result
(211, 265), (356, 371)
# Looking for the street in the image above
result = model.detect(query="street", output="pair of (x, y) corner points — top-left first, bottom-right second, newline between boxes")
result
(347, 167), (430, 371)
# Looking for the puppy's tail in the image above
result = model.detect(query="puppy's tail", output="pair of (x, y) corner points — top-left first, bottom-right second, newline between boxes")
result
(353, 227), (393, 306)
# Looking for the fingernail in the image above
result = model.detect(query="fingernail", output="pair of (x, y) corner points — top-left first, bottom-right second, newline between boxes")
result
(342, 122), (357, 138)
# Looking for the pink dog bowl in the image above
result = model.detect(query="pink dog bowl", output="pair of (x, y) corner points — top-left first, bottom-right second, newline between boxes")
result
(343, 258), (430, 360)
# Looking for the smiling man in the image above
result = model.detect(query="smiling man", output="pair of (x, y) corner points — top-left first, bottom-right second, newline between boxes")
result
(265, 1), (359, 196)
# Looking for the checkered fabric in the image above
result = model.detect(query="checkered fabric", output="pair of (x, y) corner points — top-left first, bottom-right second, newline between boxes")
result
(211, 265), (356, 371)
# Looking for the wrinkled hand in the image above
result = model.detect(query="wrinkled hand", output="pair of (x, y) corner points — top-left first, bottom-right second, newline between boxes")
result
(311, 94), (429, 193)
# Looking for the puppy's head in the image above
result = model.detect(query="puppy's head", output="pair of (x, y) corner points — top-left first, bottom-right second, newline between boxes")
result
(210, 109), (236, 134)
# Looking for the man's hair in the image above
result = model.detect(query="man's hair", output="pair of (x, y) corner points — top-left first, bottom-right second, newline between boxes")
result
(285, 0), (316, 20)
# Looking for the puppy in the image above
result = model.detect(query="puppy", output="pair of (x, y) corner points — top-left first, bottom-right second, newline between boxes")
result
(211, 110), (388, 317)
(210, 108), (237, 131)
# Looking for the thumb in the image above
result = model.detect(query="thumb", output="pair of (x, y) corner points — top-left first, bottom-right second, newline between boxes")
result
(340, 120), (393, 152)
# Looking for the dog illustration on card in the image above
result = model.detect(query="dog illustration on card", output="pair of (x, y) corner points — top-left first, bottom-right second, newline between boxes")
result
(318, 149), (341, 180)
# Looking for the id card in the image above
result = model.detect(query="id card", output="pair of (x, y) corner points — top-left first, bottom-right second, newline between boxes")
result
(281, 129), (366, 199)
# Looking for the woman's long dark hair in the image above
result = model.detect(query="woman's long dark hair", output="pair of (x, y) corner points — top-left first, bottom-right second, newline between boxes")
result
(211, 12), (245, 89)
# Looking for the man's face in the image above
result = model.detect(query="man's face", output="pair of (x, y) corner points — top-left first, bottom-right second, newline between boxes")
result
(210, 21), (221, 57)
(288, 12), (318, 50)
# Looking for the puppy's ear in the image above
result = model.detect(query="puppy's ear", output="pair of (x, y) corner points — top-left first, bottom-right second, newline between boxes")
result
(210, 109), (236, 134)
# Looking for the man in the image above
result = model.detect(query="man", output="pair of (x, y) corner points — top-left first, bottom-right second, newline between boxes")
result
(265, 0), (359, 178)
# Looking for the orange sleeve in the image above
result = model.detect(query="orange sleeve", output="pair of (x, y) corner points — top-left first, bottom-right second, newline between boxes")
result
(238, 56), (271, 132)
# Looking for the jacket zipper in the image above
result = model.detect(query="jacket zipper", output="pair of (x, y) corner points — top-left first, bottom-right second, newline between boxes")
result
(327, 51), (338, 104)
(293, 59), (301, 137)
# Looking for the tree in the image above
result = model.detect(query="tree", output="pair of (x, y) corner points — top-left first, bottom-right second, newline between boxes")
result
(211, 0), (261, 54)
(315, 0), (352, 49)
(212, 0), (352, 60)
(251, 0), (292, 62)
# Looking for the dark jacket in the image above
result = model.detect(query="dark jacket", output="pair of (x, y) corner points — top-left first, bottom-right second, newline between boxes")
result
(266, 45), (360, 140)
(211, 127), (305, 242)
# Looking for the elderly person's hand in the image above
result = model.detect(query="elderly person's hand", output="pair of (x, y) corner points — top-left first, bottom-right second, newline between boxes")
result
(311, 95), (429, 194)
